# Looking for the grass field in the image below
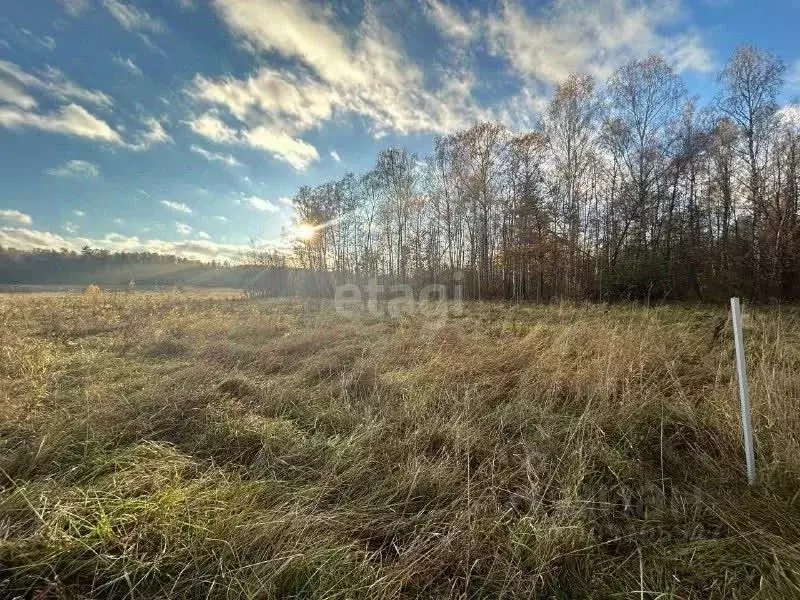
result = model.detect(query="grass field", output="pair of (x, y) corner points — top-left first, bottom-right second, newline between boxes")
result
(2, 292), (800, 598)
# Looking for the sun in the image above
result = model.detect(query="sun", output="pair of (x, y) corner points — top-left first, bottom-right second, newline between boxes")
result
(295, 223), (317, 241)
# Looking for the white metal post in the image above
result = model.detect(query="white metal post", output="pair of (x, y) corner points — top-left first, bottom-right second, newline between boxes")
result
(731, 297), (756, 485)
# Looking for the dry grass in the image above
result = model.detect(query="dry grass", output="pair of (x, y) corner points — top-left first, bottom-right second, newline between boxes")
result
(1, 292), (800, 598)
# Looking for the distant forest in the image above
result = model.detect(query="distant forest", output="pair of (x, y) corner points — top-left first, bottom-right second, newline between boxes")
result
(4, 46), (800, 302)
(0, 246), (348, 296)
(279, 45), (800, 302)
(0, 246), (247, 289)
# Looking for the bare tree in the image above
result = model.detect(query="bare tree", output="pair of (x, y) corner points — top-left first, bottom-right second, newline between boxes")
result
(718, 45), (786, 293)
(605, 54), (684, 288)
(254, 46), (797, 303)
(546, 73), (601, 297)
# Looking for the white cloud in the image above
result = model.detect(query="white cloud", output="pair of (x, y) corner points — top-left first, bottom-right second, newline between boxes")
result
(63, 221), (79, 234)
(73, 209), (86, 217)
(128, 116), (171, 150)
(496, 86), (549, 130)
(161, 200), (193, 214)
(0, 104), (123, 143)
(197, 231), (211, 240)
(0, 209), (32, 225)
(661, 31), (715, 74)
(102, 0), (167, 33)
(112, 55), (143, 77)
(0, 59), (113, 107)
(0, 228), (69, 250)
(190, 144), (242, 166)
(424, 0), (477, 42)
(330, 150), (341, 162)
(187, 0), (492, 165)
(242, 125), (319, 170)
(175, 222), (193, 235)
(46, 159), (100, 178)
(212, 0), (357, 82)
(137, 33), (168, 56)
(186, 111), (318, 170)
(0, 62), (135, 145)
(189, 67), (337, 131)
(487, 0), (713, 85)
(59, 0), (90, 16)
(244, 196), (278, 212)
(0, 78), (37, 110)
(278, 196), (293, 206)
(789, 60), (800, 90)
(14, 27), (57, 52)
(0, 226), (274, 263)
(779, 104), (800, 130)
(186, 111), (238, 143)
(214, 215), (229, 222)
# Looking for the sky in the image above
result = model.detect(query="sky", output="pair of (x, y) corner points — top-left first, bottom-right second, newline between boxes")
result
(0, 0), (799, 262)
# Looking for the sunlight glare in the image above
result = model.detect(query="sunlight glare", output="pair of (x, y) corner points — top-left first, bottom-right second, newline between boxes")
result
(295, 223), (317, 241)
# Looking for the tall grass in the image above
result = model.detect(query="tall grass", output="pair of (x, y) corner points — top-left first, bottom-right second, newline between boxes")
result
(1, 293), (800, 598)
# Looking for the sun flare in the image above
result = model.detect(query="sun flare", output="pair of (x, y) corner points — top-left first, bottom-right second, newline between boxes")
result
(294, 223), (317, 241)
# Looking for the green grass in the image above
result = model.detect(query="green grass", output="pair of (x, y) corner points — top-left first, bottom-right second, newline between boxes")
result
(2, 292), (800, 598)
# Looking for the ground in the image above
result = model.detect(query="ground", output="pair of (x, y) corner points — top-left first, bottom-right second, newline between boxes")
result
(1, 291), (800, 598)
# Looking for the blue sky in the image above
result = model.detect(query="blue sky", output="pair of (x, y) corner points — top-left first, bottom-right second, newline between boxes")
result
(0, 0), (798, 262)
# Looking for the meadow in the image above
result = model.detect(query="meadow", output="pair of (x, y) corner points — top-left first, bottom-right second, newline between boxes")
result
(2, 291), (800, 598)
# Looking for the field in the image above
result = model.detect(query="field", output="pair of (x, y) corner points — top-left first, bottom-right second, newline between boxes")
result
(2, 292), (800, 598)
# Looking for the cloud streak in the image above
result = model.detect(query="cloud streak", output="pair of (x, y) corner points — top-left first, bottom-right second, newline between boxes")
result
(244, 196), (278, 212)
(112, 55), (143, 76)
(186, 110), (319, 169)
(102, 0), (167, 33)
(46, 159), (100, 178)
(424, 0), (477, 42)
(161, 200), (193, 214)
(128, 116), (172, 150)
(0, 59), (113, 108)
(0, 103), (123, 143)
(0, 209), (33, 225)
(190, 144), (242, 166)
(59, 0), (91, 16)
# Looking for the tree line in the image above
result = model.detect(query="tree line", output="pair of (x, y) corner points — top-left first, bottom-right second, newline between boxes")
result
(284, 45), (800, 302)
(0, 246), (344, 293)
(0, 247), (235, 288)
